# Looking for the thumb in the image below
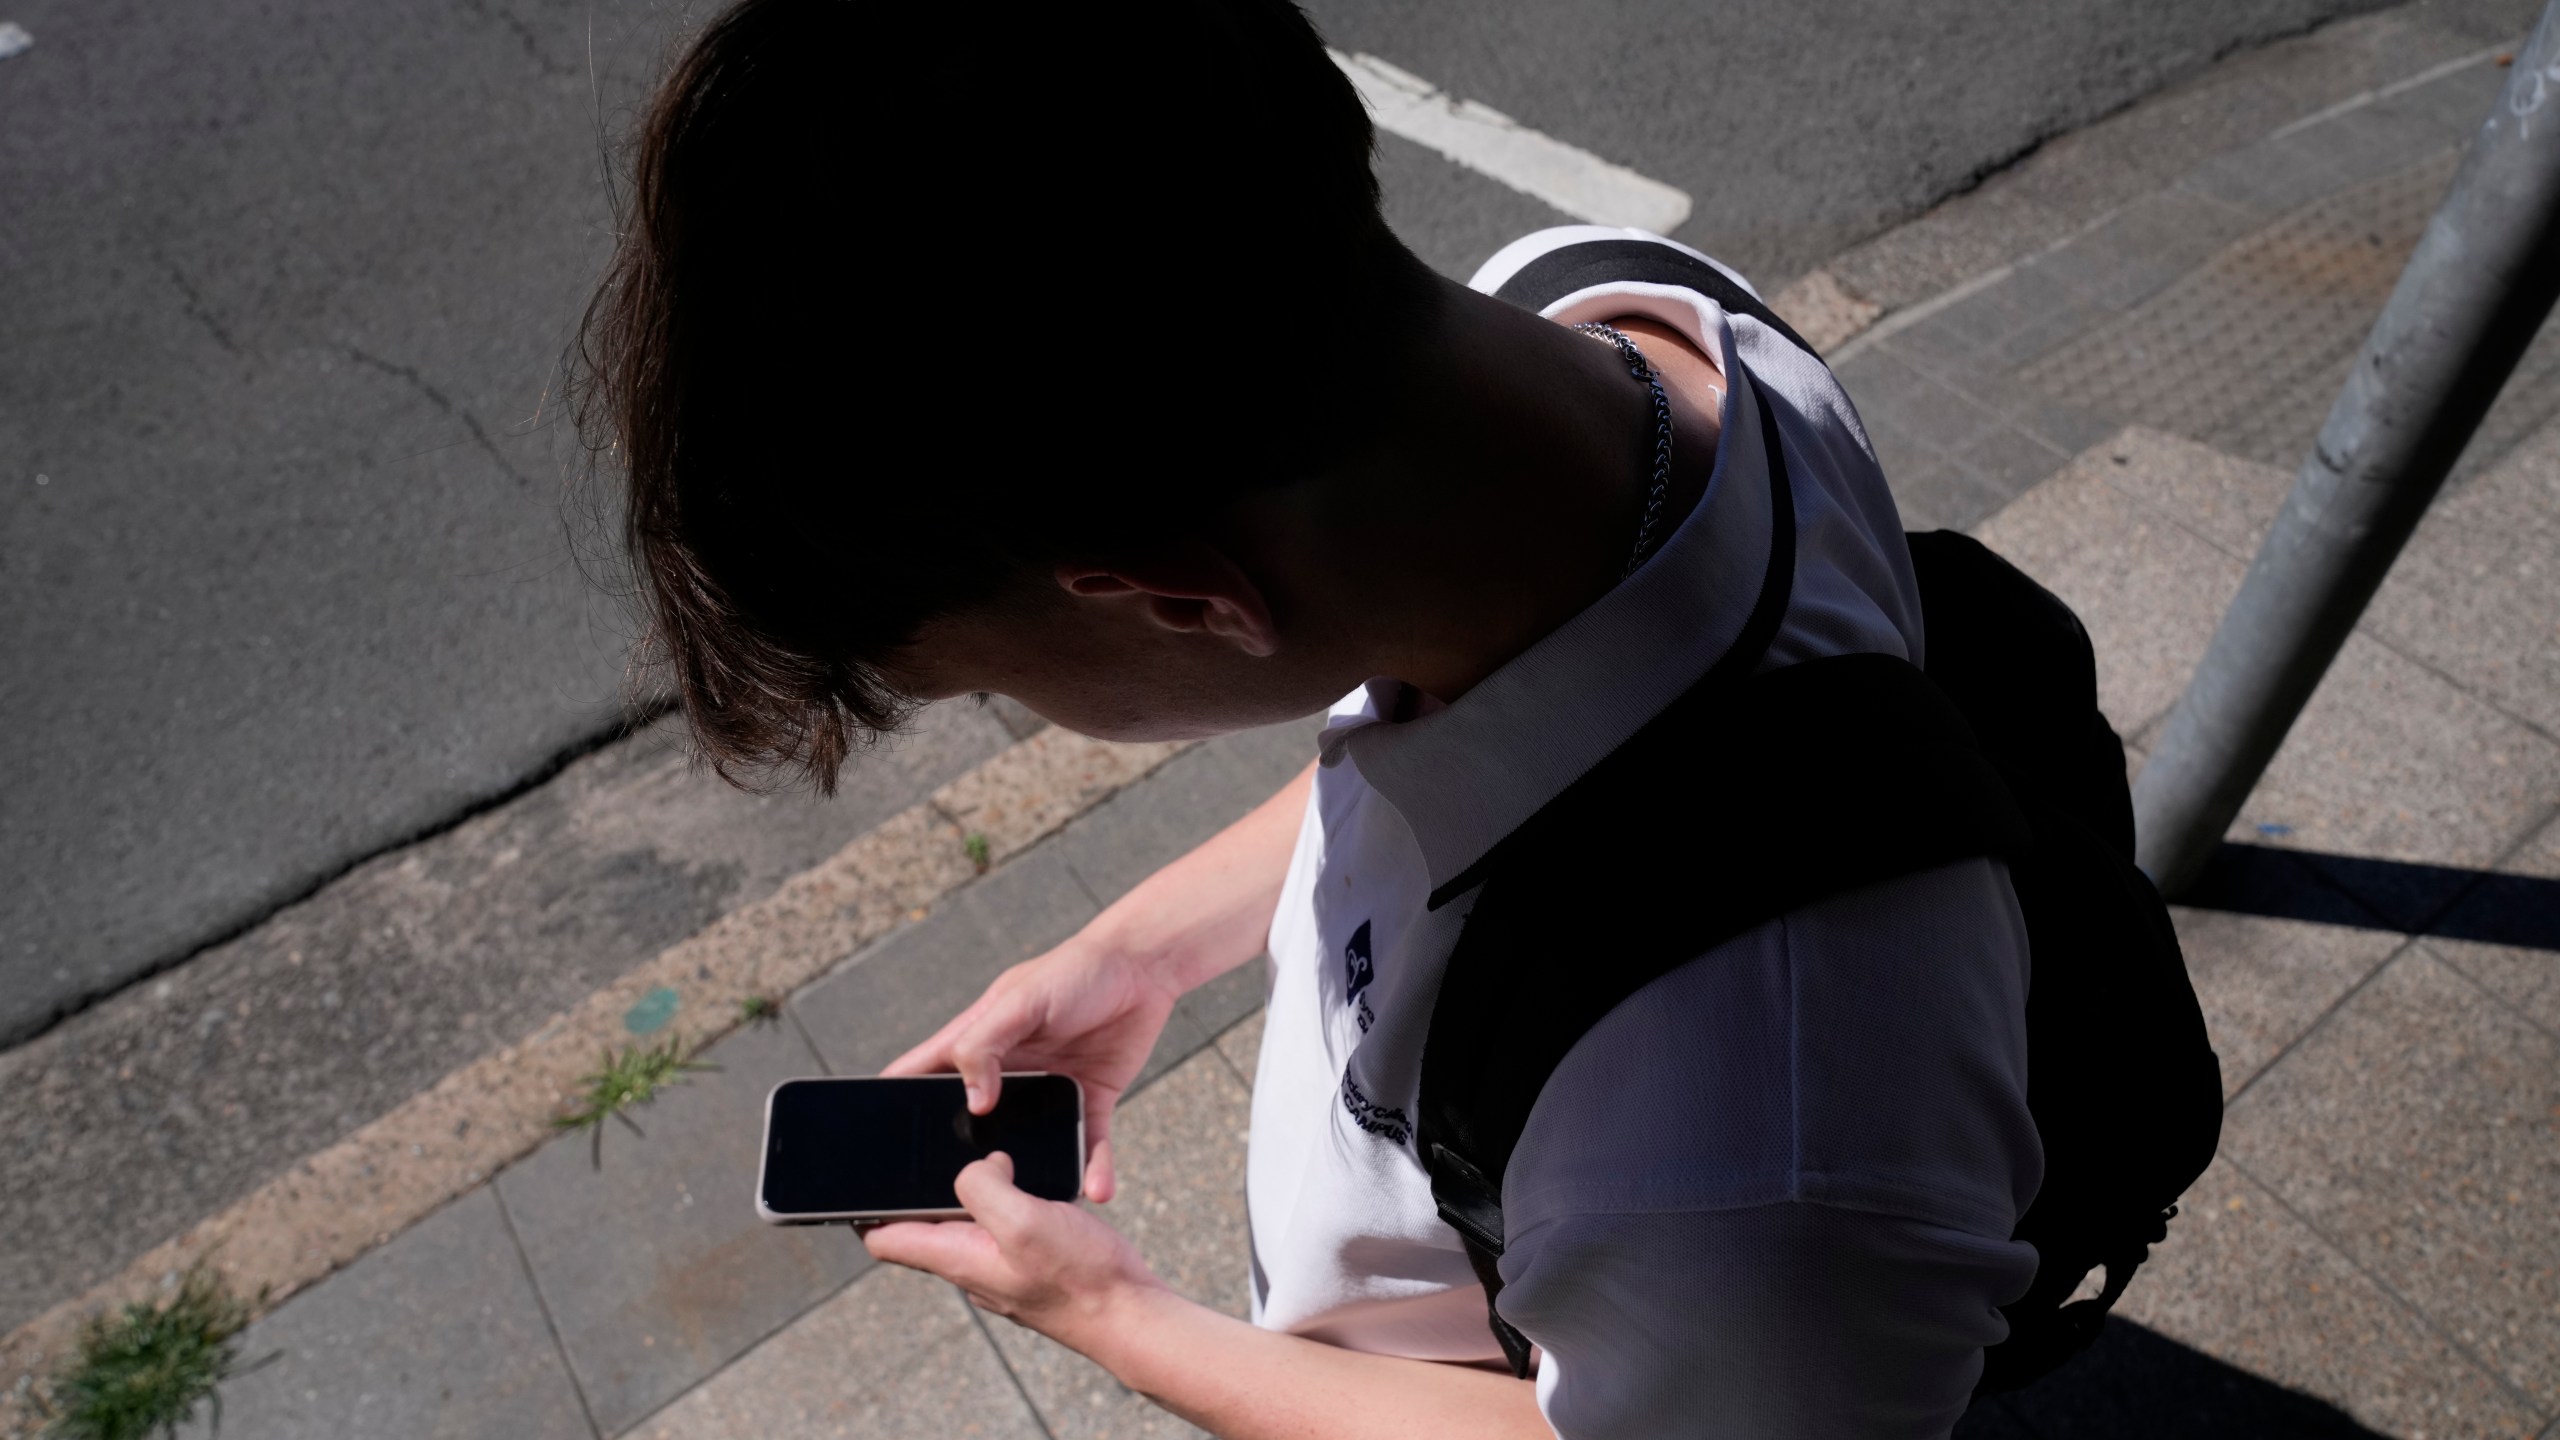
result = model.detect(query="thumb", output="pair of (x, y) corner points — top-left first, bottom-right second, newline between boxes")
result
(953, 1152), (1044, 1243)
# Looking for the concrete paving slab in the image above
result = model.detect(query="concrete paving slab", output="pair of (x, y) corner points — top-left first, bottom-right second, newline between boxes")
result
(956, 845), (1112, 978)
(496, 1019), (865, 1437)
(1090, 1052), (1257, 1320)
(1837, 348), (2014, 460)
(1965, 267), (2126, 377)
(2455, 315), (2560, 493)
(1946, 422), (2078, 517)
(1870, 315), (1998, 384)
(2179, 121), (2382, 218)
(2428, 813), (2560, 1038)
(792, 845), (1102, 1081)
(2038, 186), (2261, 313)
(2087, 426), (2291, 557)
(1858, 328), (2122, 465)
(980, 695), (1052, 742)
(1889, 262), (2094, 373)
(2221, 950), (2560, 1411)
(1052, 728), (1316, 913)
(2316, 91), (2483, 187)
(1878, 451), (1966, 534)
(1842, 342), (2120, 528)
(2365, 415), (2560, 740)
(1999, 389), (2131, 466)
(630, 1265), (1043, 1440)
(1972, 442), (2251, 736)
(1836, 184), (2071, 322)
(173, 1188), (591, 1440)
(0, 701), (1008, 1337)
(1907, 463), (2038, 537)
(2173, 908), (2407, 1099)
(1148, 960), (1274, 1098)
(2035, 149), (2463, 470)
(2119, 1156), (2545, 1438)
(2364, 53), (2515, 143)
(982, 1047), (1255, 1440)
(2228, 632), (2560, 869)
(1211, 714), (1328, 794)
(1213, 1006), (1268, 1092)
(1839, 352), (2043, 530)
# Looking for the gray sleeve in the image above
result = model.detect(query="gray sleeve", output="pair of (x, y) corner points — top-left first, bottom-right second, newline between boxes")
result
(1499, 1202), (2037, 1440)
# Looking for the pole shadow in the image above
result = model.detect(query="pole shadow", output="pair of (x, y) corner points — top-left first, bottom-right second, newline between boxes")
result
(2178, 841), (2560, 951)
(1956, 1318), (2390, 1438)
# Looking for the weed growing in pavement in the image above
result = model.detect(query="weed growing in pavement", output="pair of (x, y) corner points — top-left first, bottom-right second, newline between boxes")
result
(42, 1262), (271, 1440)
(737, 993), (783, 1026)
(963, 831), (992, 873)
(553, 1039), (715, 1168)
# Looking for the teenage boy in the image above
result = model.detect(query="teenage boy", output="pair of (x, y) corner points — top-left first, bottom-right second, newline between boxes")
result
(584, 1), (2043, 1434)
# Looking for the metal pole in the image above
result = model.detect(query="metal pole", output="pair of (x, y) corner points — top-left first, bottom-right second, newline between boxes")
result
(2133, 3), (2560, 896)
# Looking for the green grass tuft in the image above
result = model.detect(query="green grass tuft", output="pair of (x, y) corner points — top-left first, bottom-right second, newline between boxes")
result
(553, 1039), (715, 1167)
(963, 831), (992, 872)
(44, 1264), (263, 1440)
(737, 993), (782, 1026)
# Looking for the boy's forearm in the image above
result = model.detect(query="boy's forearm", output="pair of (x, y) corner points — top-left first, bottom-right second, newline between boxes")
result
(1085, 760), (1316, 994)
(1079, 1286), (1551, 1440)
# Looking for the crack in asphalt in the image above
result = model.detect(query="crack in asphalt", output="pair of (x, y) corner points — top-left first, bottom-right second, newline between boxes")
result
(158, 255), (242, 357)
(344, 344), (539, 488)
(456, 0), (576, 79)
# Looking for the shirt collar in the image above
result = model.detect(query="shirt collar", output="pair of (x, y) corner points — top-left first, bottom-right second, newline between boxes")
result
(1326, 282), (1780, 897)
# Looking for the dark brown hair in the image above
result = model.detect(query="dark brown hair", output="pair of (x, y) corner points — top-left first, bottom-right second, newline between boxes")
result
(579, 0), (1434, 792)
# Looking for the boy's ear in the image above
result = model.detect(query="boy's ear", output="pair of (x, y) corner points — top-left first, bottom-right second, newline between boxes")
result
(1056, 541), (1278, 658)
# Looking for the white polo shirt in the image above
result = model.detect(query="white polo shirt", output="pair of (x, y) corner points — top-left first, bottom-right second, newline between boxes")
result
(1242, 228), (2044, 1439)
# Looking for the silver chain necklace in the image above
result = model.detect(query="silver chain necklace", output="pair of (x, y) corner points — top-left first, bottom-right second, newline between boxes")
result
(1574, 322), (1675, 576)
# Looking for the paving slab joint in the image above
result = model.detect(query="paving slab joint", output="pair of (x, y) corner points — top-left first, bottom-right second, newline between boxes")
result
(2219, 1146), (2553, 1420)
(492, 1184), (606, 1440)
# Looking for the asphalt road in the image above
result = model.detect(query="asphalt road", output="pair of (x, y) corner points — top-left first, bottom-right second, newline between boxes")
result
(0, 0), (2498, 1044)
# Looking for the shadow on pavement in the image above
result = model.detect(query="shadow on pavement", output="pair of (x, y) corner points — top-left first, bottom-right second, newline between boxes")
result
(1956, 1318), (2388, 1438)
(2182, 841), (2560, 949)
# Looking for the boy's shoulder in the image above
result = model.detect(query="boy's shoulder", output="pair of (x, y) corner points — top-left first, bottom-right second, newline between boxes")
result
(1503, 853), (2040, 1239)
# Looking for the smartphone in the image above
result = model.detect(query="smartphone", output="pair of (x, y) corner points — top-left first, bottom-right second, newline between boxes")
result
(755, 1073), (1085, 1224)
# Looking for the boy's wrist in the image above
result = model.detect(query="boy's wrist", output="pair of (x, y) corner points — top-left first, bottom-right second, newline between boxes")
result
(1079, 899), (1235, 999)
(1063, 1278), (1202, 1392)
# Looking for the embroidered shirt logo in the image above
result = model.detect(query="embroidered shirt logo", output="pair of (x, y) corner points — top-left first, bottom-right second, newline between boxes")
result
(1344, 920), (1376, 1033)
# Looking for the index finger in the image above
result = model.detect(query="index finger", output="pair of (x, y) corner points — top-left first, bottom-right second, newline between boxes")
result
(891, 997), (1040, 1115)
(880, 994), (998, 1071)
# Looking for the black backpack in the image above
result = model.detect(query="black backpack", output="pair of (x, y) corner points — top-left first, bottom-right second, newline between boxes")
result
(1418, 239), (2225, 1395)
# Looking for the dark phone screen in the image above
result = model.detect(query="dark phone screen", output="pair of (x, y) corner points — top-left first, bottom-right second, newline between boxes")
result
(760, 1075), (1082, 1215)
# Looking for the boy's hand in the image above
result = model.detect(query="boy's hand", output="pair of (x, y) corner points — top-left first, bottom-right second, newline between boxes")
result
(884, 760), (1311, 1204)
(863, 1151), (1167, 1349)
(881, 931), (1180, 1202)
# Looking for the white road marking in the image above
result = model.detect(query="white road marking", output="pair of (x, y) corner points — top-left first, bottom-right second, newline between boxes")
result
(1330, 49), (1692, 234)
